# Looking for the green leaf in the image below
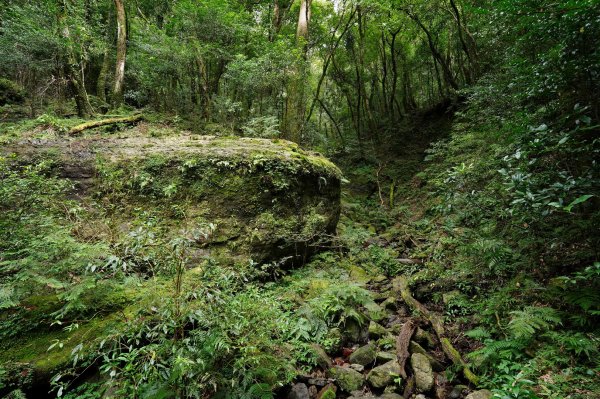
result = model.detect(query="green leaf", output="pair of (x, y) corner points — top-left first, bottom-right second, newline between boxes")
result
(564, 195), (593, 212)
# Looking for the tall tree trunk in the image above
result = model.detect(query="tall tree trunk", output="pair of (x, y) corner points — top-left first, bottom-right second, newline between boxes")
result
(97, 48), (109, 103)
(59, 5), (93, 118)
(405, 9), (459, 91)
(112, 0), (127, 108)
(283, 0), (310, 144)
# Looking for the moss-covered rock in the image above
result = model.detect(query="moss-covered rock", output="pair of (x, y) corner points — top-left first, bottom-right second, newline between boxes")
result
(5, 134), (342, 267)
(329, 366), (364, 392)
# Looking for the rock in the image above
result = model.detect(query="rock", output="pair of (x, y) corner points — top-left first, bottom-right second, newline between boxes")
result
(376, 351), (397, 363)
(307, 377), (333, 387)
(448, 387), (463, 399)
(465, 390), (493, 399)
(309, 385), (318, 398)
(349, 343), (377, 366)
(368, 321), (388, 339)
(380, 394), (403, 399)
(350, 364), (365, 372)
(347, 392), (377, 399)
(367, 360), (402, 388)
(316, 384), (337, 399)
(288, 383), (310, 399)
(415, 395), (427, 399)
(411, 353), (434, 392)
(364, 302), (386, 322)
(414, 328), (436, 348)
(344, 319), (368, 343)
(4, 135), (342, 268)
(311, 344), (333, 369)
(408, 341), (444, 371)
(329, 366), (364, 392)
(381, 297), (397, 311)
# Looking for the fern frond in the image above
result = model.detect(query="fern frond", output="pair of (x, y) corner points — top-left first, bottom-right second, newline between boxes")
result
(508, 306), (561, 339)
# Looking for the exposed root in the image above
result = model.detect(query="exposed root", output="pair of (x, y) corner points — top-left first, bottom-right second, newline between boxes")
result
(393, 276), (480, 386)
(395, 318), (416, 379)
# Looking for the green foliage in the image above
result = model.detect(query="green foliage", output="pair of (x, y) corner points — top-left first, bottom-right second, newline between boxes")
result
(0, 78), (25, 106)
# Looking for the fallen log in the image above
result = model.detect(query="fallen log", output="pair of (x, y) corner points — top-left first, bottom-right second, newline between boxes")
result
(68, 114), (143, 135)
(393, 276), (480, 386)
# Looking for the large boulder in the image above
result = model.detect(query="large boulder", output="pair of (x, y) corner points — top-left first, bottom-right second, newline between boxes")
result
(4, 134), (342, 267)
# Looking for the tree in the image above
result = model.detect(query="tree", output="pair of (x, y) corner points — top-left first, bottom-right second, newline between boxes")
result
(112, 0), (127, 108)
(283, 0), (311, 144)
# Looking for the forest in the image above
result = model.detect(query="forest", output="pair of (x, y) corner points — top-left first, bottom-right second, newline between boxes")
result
(0, 0), (599, 398)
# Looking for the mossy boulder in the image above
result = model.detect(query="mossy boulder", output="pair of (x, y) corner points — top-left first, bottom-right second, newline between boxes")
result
(349, 343), (377, 366)
(329, 366), (364, 392)
(5, 134), (342, 267)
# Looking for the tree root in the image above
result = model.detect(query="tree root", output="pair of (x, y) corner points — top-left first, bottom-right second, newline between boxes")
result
(395, 318), (416, 379)
(393, 276), (480, 386)
(68, 114), (143, 135)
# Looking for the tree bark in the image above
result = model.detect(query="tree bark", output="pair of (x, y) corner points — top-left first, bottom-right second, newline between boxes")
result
(59, 5), (93, 118)
(97, 48), (110, 103)
(405, 9), (459, 91)
(112, 0), (127, 108)
(68, 114), (143, 135)
(283, 0), (310, 144)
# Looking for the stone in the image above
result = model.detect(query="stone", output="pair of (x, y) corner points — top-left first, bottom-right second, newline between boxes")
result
(311, 344), (333, 370)
(316, 384), (337, 399)
(380, 394), (403, 399)
(350, 364), (365, 372)
(364, 302), (386, 322)
(344, 319), (368, 343)
(367, 360), (402, 388)
(309, 385), (318, 398)
(381, 297), (398, 311)
(408, 341), (444, 371)
(465, 390), (493, 399)
(368, 321), (388, 339)
(349, 343), (377, 366)
(411, 353), (434, 392)
(448, 386), (463, 399)
(288, 383), (310, 399)
(414, 327), (436, 348)
(4, 135), (342, 269)
(329, 366), (364, 392)
(376, 351), (397, 363)
(307, 377), (332, 387)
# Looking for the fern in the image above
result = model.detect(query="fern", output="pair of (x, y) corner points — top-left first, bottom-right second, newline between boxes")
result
(508, 306), (562, 340)
(544, 330), (599, 360)
(465, 327), (491, 341)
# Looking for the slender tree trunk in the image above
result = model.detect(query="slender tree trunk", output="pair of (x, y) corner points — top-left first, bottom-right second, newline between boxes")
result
(97, 48), (109, 103)
(305, 5), (356, 124)
(406, 9), (459, 91)
(112, 0), (127, 108)
(59, 6), (93, 118)
(283, 0), (310, 144)
(389, 29), (400, 120)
